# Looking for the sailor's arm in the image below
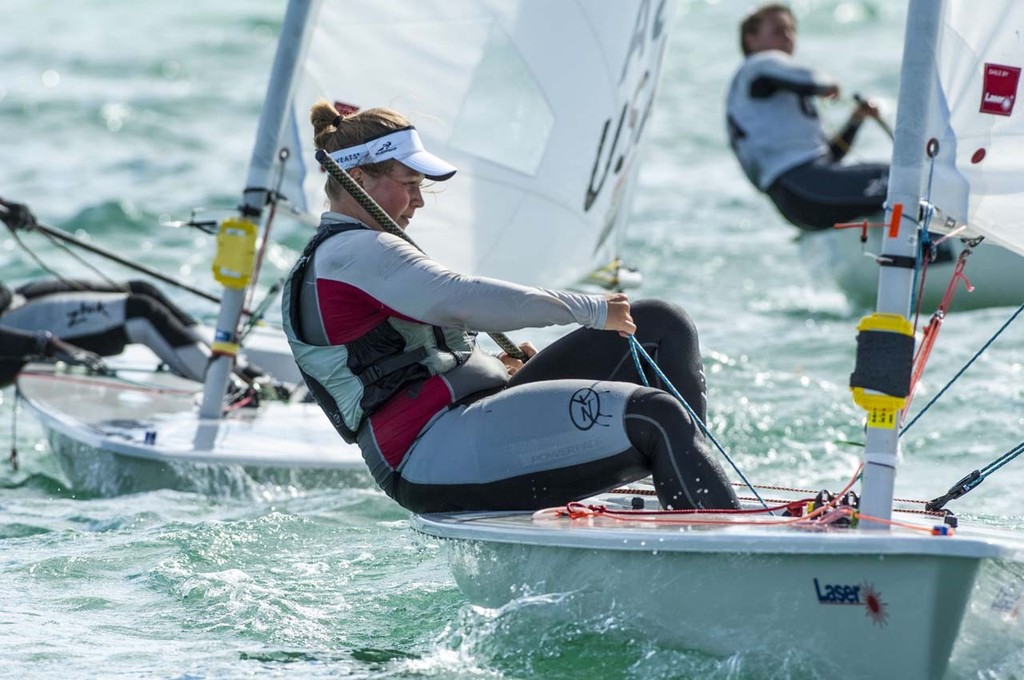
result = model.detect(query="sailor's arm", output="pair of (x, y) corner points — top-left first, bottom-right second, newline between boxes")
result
(360, 233), (611, 332)
(746, 52), (839, 99)
(829, 97), (882, 160)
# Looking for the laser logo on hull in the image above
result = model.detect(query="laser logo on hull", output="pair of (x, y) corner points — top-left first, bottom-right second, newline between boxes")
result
(813, 578), (888, 626)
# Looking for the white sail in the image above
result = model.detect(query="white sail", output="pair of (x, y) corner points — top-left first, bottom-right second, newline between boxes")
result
(924, 1), (1024, 256)
(285, 0), (676, 286)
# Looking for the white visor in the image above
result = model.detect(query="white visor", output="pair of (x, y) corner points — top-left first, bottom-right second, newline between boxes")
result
(327, 126), (457, 181)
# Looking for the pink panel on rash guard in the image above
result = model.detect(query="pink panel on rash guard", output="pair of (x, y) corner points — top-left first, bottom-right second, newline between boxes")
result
(315, 278), (418, 343)
(368, 375), (454, 466)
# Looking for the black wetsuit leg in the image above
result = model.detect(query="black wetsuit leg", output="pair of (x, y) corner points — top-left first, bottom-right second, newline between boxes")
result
(624, 387), (739, 510)
(17, 279), (199, 328)
(510, 298), (735, 510)
(766, 158), (889, 231)
(12, 280), (201, 356)
(0, 327), (39, 387)
(509, 298), (707, 421)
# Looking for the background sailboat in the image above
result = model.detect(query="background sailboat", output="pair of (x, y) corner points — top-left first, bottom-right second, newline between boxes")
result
(743, 2), (1024, 312)
(14, 0), (362, 497)
(798, 225), (1024, 310)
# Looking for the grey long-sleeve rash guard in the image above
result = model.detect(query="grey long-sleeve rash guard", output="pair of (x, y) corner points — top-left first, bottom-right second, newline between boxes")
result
(299, 214), (608, 345)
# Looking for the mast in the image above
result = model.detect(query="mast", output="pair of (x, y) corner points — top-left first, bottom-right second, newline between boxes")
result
(198, 0), (321, 420)
(856, 0), (943, 524)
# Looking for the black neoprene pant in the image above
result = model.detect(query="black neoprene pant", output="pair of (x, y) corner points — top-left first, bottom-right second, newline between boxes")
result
(507, 298), (738, 511)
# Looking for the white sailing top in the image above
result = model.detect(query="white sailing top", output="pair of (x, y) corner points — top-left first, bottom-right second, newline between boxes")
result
(725, 50), (838, 189)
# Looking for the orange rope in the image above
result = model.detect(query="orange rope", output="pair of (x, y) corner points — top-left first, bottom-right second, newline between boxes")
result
(904, 250), (974, 419)
(549, 463), (951, 530)
(853, 511), (949, 535)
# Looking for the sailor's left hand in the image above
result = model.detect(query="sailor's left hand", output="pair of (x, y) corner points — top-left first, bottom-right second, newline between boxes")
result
(499, 342), (537, 376)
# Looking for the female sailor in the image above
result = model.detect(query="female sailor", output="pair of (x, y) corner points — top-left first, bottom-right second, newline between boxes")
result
(283, 101), (740, 513)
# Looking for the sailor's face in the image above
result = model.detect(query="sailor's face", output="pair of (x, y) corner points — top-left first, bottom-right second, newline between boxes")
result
(749, 11), (796, 55)
(359, 164), (426, 230)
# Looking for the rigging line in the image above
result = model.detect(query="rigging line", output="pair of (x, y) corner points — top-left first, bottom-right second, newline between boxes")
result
(907, 155), (949, 324)
(977, 441), (1024, 478)
(901, 299), (1024, 434)
(903, 249), (973, 421)
(36, 229), (125, 289)
(8, 388), (18, 472)
(3, 222), (93, 290)
(314, 148), (526, 362)
(245, 196), (277, 313)
(245, 149), (290, 313)
(910, 206), (933, 327)
(627, 335), (770, 510)
(925, 441), (1024, 511)
(12, 218), (240, 310)
(910, 156), (941, 321)
(239, 277), (284, 343)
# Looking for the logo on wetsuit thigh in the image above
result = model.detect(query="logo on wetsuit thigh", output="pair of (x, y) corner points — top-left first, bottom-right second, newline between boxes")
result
(66, 301), (111, 327)
(569, 387), (610, 430)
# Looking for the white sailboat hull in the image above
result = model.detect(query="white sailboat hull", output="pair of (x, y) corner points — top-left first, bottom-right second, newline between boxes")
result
(412, 504), (1024, 677)
(798, 225), (1024, 311)
(16, 367), (366, 496)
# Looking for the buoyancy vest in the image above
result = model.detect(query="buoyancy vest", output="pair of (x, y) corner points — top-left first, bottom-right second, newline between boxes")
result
(725, 51), (831, 190)
(282, 220), (486, 445)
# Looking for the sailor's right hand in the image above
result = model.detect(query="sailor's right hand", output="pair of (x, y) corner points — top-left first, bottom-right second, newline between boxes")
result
(853, 96), (882, 122)
(499, 342), (537, 376)
(821, 84), (841, 100)
(45, 336), (110, 375)
(603, 292), (636, 338)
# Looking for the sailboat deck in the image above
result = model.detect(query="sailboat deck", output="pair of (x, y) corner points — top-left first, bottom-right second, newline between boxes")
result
(413, 497), (1024, 560)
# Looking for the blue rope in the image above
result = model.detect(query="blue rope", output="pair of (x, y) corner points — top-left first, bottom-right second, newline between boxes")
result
(979, 440), (1024, 479)
(627, 335), (769, 509)
(902, 300), (1024, 433)
(927, 439), (1024, 509)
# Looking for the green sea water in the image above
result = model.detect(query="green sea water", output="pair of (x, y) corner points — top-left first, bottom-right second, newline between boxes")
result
(2, 1), (1024, 677)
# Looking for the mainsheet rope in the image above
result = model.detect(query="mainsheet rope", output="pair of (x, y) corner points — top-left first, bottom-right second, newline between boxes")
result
(626, 334), (770, 509)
